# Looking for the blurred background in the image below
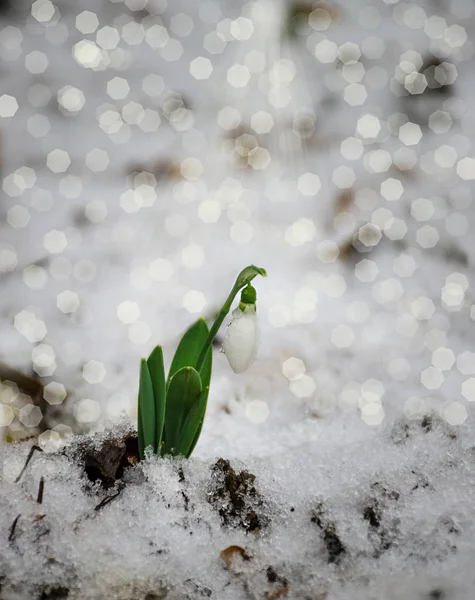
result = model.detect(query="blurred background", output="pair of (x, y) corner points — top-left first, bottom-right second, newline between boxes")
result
(0, 0), (474, 456)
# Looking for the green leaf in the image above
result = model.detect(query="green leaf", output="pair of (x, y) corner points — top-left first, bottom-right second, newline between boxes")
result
(167, 318), (210, 385)
(138, 359), (156, 460)
(164, 366), (202, 456)
(137, 398), (144, 461)
(147, 345), (166, 453)
(199, 344), (212, 393)
(179, 387), (210, 457)
(184, 343), (212, 457)
(235, 265), (267, 290)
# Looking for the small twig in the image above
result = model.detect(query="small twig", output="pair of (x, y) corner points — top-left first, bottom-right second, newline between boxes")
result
(8, 515), (20, 541)
(34, 528), (49, 543)
(36, 476), (44, 504)
(94, 484), (124, 512)
(15, 445), (43, 483)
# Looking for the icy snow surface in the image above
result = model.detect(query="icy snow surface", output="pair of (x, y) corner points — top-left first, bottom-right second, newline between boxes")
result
(1, 0), (475, 597)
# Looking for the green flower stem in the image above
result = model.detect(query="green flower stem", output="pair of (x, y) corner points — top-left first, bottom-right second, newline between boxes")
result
(195, 285), (239, 373)
(195, 265), (266, 373)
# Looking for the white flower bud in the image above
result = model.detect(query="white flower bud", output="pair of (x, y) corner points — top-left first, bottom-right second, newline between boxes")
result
(223, 305), (259, 373)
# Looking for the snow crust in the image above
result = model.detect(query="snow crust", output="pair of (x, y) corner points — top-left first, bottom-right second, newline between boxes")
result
(1, 417), (475, 599)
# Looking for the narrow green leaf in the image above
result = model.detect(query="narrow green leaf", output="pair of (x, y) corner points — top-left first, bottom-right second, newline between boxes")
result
(181, 386), (210, 458)
(199, 345), (212, 394)
(138, 359), (156, 459)
(164, 366), (202, 456)
(147, 345), (166, 453)
(185, 347), (212, 458)
(137, 397), (145, 461)
(167, 318), (210, 386)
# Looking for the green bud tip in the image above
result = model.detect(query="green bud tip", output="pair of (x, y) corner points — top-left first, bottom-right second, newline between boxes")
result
(239, 284), (257, 311)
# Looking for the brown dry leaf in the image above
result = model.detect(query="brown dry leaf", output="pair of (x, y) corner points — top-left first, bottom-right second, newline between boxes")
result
(6, 433), (38, 443)
(65, 430), (140, 490)
(0, 364), (43, 401)
(267, 585), (290, 600)
(124, 433), (140, 466)
(33, 514), (46, 522)
(226, 128), (261, 169)
(339, 239), (360, 262)
(151, 158), (182, 180)
(127, 159), (182, 182)
(290, 1), (314, 16)
(336, 233), (359, 262)
(225, 124), (254, 142)
(220, 545), (252, 572)
(334, 189), (354, 215)
(265, 566), (290, 599)
(290, 1), (342, 26)
(223, 125), (272, 170)
(310, 2), (343, 24)
(336, 223), (380, 262)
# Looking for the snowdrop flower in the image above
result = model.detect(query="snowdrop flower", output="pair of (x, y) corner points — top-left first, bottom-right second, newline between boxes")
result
(136, 264), (265, 460)
(223, 284), (259, 373)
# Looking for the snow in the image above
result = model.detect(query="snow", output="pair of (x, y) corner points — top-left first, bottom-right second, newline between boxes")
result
(1, 417), (475, 599)
(1, 0), (475, 597)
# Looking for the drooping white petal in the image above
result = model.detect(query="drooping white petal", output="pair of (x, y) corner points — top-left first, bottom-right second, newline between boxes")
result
(223, 305), (259, 373)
